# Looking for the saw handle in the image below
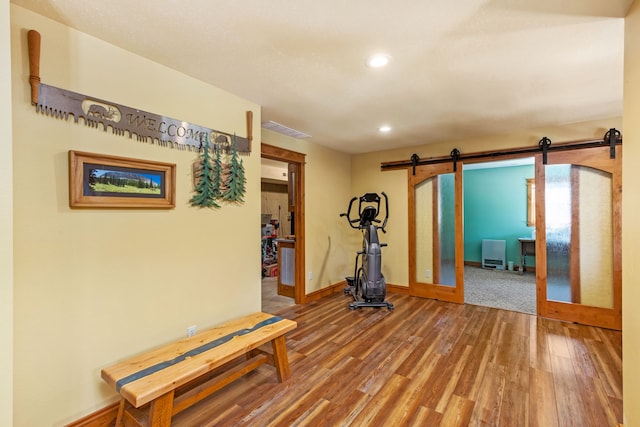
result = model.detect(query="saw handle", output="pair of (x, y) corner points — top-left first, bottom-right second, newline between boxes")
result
(246, 110), (253, 149)
(27, 30), (41, 105)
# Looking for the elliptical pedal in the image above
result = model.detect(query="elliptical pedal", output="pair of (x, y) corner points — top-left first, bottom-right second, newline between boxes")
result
(344, 276), (355, 295)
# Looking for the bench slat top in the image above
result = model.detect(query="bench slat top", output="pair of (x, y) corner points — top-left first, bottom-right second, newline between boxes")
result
(101, 312), (296, 407)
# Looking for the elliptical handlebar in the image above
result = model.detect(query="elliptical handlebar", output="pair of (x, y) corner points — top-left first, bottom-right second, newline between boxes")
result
(340, 192), (389, 232)
(380, 191), (389, 233)
(339, 196), (359, 229)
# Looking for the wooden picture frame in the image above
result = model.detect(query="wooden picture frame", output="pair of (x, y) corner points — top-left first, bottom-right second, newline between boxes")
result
(69, 150), (176, 208)
(526, 178), (535, 226)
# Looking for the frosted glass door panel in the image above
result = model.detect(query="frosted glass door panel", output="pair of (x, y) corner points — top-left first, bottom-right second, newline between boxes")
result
(545, 165), (571, 302)
(414, 174), (455, 287)
(415, 178), (434, 284)
(438, 174), (456, 287)
(545, 164), (613, 308)
(578, 166), (613, 308)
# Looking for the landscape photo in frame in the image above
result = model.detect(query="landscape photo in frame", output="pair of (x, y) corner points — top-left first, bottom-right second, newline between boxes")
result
(69, 150), (176, 208)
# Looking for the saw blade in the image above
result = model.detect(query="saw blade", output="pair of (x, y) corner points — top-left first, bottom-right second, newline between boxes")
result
(27, 29), (252, 152)
(35, 82), (250, 153)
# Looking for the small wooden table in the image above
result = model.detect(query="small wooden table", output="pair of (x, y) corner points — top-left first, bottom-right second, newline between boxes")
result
(518, 238), (536, 274)
(101, 312), (297, 427)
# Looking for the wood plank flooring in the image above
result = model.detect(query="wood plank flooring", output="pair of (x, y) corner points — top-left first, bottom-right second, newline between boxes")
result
(172, 292), (622, 426)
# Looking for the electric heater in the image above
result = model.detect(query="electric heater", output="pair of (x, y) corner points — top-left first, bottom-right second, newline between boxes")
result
(482, 239), (506, 270)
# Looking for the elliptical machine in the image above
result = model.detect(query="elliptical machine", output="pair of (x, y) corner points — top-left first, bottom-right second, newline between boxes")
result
(340, 192), (394, 310)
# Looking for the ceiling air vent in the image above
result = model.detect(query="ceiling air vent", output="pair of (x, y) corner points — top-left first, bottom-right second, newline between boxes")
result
(261, 120), (311, 139)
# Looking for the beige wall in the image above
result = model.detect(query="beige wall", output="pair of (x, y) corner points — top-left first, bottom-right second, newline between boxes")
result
(8, 7), (353, 424)
(351, 152), (408, 285)
(624, 1), (640, 425)
(1, 1), (13, 426)
(351, 118), (621, 288)
(261, 130), (352, 293)
(10, 6), (262, 426)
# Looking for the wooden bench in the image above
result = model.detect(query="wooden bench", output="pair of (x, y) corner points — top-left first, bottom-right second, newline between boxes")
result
(101, 312), (297, 427)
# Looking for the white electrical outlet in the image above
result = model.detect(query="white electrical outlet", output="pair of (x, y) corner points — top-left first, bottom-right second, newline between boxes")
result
(309, 271), (313, 280)
(187, 325), (197, 337)
(425, 269), (431, 278)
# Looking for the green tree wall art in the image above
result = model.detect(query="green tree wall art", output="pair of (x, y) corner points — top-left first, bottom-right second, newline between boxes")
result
(190, 133), (246, 209)
(222, 134), (247, 203)
(190, 134), (221, 208)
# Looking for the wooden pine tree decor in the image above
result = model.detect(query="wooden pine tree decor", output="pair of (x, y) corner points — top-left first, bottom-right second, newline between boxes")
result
(222, 134), (247, 203)
(212, 143), (224, 198)
(190, 135), (221, 208)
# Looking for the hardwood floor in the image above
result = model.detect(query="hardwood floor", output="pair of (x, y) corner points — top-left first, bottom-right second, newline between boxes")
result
(172, 292), (622, 426)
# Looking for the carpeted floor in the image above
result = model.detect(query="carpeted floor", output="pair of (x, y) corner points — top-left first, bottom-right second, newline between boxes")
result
(464, 265), (536, 314)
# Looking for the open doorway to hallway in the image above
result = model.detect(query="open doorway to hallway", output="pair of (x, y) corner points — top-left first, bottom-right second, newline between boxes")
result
(261, 158), (295, 313)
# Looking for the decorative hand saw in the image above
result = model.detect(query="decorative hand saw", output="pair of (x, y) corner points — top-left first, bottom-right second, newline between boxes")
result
(27, 30), (252, 153)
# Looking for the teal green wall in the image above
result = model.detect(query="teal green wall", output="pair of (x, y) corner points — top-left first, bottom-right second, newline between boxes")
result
(463, 165), (535, 266)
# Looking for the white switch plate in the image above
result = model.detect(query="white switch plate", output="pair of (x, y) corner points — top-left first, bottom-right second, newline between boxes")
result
(187, 325), (197, 337)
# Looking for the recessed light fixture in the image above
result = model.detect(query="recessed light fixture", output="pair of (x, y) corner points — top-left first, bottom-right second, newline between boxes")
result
(379, 125), (392, 133)
(366, 53), (391, 68)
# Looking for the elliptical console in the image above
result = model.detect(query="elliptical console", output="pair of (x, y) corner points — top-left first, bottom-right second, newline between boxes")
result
(340, 192), (394, 310)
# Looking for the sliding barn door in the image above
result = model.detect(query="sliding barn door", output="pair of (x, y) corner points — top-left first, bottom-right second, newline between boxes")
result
(535, 146), (621, 330)
(409, 163), (464, 303)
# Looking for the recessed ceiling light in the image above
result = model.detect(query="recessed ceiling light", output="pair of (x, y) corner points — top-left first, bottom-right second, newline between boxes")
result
(379, 125), (392, 133)
(366, 54), (391, 68)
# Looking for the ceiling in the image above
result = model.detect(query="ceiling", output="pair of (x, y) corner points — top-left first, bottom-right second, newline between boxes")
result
(12, 0), (632, 154)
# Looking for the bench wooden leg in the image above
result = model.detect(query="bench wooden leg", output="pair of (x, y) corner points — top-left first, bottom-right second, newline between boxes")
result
(147, 390), (175, 427)
(115, 398), (126, 426)
(271, 335), (291, 382)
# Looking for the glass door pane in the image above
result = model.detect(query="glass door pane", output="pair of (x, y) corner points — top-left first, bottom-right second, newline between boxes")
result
(414, 174), (456, 287)
(438, 174), (456, 286)
(578, 167), (613, 308)
(545, 164), (613, 308)
(409, 164), (463, 303)
(545, 164), (572, 302)
(414, 178), (434, 285)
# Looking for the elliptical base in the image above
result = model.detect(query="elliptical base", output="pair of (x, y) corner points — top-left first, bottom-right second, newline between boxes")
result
(345, 275), (393, 310)
(349, 299), (394, 310)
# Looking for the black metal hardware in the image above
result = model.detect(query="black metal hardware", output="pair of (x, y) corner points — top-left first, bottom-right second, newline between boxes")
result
(411, 153), (419, 176)
(539, 137), (551, 165)
(450, 148), (460, 172)
(604, 128), (621, 159)
(381, 130), (622, 172)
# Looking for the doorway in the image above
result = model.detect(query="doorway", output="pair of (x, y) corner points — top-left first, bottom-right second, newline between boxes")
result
(462, 157), (536, 314)
(261, 144), (306, 308)
(261, 158), (295, 312)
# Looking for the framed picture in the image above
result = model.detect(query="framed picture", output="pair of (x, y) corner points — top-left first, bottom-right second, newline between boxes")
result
(69, 150), (176, 208)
